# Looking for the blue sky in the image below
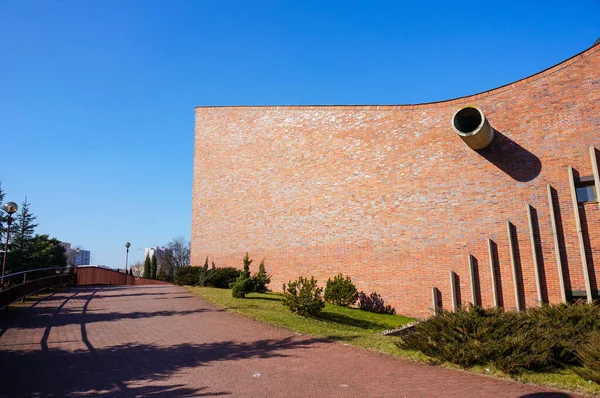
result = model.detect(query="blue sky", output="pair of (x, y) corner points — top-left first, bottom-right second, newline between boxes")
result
(0, 1), (598, 267)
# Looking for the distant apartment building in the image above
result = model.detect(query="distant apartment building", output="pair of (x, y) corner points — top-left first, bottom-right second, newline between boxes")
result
(144, 246), (171, 261)
(74, 250), (91, 266)
(60, 242), (91, 266)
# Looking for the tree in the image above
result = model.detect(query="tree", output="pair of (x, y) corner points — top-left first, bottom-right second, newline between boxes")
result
(157, 260), (169, 281)
(151, 254), (158, 279)
(6, 197), (39, 273)
(143, 254), (151, 278)
(167, 236), (190, 269)
(0, 182), (6, 243)
(251, 259), (271, 293)
(130, 260), (144, 277)
(7, 234), (66, 274)
(156, 250), (175, 282)
(241, 252), (252, 279)
(230, 252), (253, 298)
(10, 197), (38, 252)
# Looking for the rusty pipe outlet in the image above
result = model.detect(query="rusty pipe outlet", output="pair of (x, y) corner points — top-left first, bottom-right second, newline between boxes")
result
(452, 106), (494, 150)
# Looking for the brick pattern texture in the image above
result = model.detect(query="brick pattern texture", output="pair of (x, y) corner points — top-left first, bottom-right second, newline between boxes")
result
(192, 44), (600, 318)
(0, 285), (578, 397)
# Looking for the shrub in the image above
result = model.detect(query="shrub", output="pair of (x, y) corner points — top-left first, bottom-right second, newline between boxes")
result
(324, 273), (358, 306)
(527, 302), (600, 365)
(198, 258), (216, 287)
(230, 276), (253, 298)
(249, 259), (271, 293)
(575, 331), (600, 385)
(174, 267), (200, 286)
(229, 253), (253, 298)
(357, 291), (395, 314)
(208, 266), (240, 288)
(398, 303), (600, 374)
(399, 306), (505, 367)
(282, 276), (325, 316)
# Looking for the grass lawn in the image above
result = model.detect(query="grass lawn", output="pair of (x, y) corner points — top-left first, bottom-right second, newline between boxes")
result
(187, 286), (600, 396)
(186, 286), (424, 358)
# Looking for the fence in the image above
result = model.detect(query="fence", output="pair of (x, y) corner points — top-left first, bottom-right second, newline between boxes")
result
(76, 266), (170, 286)
(0, 266), (170, 309)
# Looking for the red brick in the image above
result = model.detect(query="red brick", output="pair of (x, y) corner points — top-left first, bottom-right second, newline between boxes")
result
(192, 44), (600, 318)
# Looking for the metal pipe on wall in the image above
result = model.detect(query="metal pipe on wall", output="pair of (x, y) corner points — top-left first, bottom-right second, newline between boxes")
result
(451, 106), (494, 150)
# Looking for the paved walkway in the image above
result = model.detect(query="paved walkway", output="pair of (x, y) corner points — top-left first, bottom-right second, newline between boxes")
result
(0, 285), (579, 397)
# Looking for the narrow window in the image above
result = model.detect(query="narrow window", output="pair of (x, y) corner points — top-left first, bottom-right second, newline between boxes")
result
(575, 176), (597, 203)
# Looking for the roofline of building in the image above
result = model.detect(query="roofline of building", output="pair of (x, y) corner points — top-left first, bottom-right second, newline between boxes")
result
(195, 41), (600, 111)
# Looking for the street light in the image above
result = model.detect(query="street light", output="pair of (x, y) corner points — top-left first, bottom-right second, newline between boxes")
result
(2, 201), (18, 288)
(125, 242), (131, 274)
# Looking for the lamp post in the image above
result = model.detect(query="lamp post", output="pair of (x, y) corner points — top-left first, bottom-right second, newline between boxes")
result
(2, 202), (18, 288)
(125, 242), (131, 274)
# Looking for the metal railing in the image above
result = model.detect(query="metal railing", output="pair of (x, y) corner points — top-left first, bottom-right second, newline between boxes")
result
(0, 266), (76, 309)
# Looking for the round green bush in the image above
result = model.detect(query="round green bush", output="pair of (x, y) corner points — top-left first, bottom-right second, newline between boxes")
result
(324, 273), (358, 306)
(282, 276), (325, 316)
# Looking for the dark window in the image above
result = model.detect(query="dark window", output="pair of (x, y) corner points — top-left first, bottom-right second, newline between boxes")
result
(575, 176), (597, 203)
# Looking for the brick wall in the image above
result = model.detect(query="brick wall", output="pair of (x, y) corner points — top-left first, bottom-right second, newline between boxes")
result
(192, 44), (600, 318)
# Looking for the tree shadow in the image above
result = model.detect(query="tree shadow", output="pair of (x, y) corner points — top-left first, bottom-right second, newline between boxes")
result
(314, 311), (387, 330)
(244, 296), (282, 302)
(0, 337), (321, 397)
(476, 130), (542, 182)
(1, 290), (216, 331)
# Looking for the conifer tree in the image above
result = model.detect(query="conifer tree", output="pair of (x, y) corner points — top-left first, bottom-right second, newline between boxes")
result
(242, 252), (252, 279)
(11, 197), (38, 248)
(143, 254), (151, 278)
(8, 197), (39, 272)
(0, 182), (6, 242)
(151, 254), (158, 279)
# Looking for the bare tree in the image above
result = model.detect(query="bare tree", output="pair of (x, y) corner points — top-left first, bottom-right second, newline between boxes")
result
(129, 261), (144, 277)
(168, 236), (190, 269)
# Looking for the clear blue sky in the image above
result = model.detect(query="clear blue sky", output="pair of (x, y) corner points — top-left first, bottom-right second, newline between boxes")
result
(1, 1), (598, 268)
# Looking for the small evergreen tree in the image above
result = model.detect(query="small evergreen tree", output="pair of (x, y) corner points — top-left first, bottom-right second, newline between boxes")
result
(7, 197), (39, 273)
(242, 252), (251, 278)
(143, 254), (151, 278)
(230, 252), (253, 298)
(324, 273), (358, 306)
(282, 276), (325, 316)
(250, 259), (271, 293)
(151, 254), (158, 279)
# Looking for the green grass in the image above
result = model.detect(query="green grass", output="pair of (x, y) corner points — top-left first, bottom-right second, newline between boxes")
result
(187, 286), (600, 396)
(186, 286), (424, 358)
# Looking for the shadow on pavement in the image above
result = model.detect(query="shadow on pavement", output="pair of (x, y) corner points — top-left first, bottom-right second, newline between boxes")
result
(0, 337), (323, 396)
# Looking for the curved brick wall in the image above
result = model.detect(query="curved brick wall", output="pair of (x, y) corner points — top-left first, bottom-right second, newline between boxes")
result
(192, 43), (600, 318)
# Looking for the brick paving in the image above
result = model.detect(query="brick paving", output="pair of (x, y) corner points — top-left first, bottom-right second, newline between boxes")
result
(0, 285), (580, 397)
